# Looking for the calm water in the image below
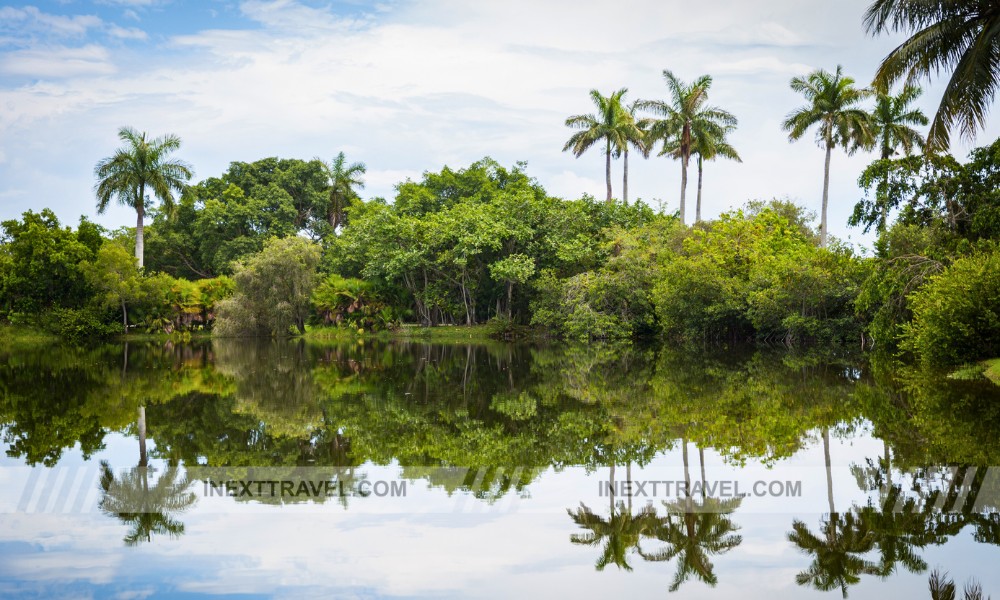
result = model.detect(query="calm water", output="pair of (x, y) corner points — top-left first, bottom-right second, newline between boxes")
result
(1, 338), (1000, 599)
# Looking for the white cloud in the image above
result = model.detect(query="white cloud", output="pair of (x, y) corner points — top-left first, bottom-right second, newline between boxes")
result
(0, 44), (115, 78)
(0, 6), (102, 38)
(106, 24), (147, 41)
(0, 0), (998, 247)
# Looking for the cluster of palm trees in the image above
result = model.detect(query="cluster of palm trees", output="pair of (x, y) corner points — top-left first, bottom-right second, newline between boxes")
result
(562, 70), (741, 226)
(567, 0), (1000, 244)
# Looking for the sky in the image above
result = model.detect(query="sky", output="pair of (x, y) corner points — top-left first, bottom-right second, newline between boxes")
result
(0, 0), (998, 250)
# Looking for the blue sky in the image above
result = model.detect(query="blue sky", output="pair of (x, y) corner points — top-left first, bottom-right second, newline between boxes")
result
(1, 0), (998, 248)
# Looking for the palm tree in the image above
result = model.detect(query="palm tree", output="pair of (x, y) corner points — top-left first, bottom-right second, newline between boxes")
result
(323, 151), (366, 231)
(782, 66), (873, 247)
(872, 86), (929, 160)
(618, 100), (649, 204)
(865, 0), (1000, 150)
(639, 70), (737, 225)
(94, 127), (192, 268)
(563, 88), (632, 203)
(660, 121), (741, 223)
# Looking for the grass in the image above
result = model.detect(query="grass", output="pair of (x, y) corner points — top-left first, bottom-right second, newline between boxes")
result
(0, 324), (58, 347)
(948, 358), (1000, 386)
(302, 323), (498, 344)
(983, 358), (1000, 386)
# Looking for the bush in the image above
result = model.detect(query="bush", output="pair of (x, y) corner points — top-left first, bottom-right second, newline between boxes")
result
(901, 249), (1000, 366)
(215, 237), (321, 337)
(44, 307), (122, 342)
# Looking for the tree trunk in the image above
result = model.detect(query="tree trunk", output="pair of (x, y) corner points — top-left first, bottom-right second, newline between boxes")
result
(823, 427), (834, 515)
(137, 405), (148, 468)
(679, 153), (689, 225)
(605, 139), (613, 203)
(821, 141), (832, 248)
(135, 184), (145, 269)
(696, 154), (704, 223)
(623, 147), (629, 204)
(121, 300), (128, 330)
(609, 463), (616, 514)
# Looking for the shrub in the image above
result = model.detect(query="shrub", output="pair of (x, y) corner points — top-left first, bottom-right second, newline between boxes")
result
(901, 249), (1000, 366)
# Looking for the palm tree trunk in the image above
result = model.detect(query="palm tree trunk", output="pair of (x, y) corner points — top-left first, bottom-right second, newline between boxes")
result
(696, 154), (704, 223)
(626, 462), (632, 513)
(699, 445), (707, 500)
(135, 186), (145, 269)
(823, 427), (834, 514)
(682, 438), (691, 497)
(680, 154), (689, 225)
(623, 147), (629, 204)
(137, 405), (147, 468)
(609, 462), (616, 514)
(821, 141), (832, 248)
(605, 139), (613, 203)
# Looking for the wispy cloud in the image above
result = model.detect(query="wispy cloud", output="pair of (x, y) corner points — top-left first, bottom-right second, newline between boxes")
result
(0, 44), (115, 77)
(0, 6), (102, 39)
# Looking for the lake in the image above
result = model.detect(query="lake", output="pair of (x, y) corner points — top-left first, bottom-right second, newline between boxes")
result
(1, 338), (999, 599)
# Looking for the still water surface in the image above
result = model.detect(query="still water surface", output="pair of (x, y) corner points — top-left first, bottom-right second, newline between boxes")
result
(1, 338), (999, 598)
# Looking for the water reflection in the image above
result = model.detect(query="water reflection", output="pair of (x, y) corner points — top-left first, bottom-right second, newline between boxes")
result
(2, 337), (1000, 596)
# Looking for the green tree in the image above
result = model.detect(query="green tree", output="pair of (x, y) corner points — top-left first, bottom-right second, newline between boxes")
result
(214, 236), (322, 336)
(872, 86), (928, 160)
(640, 70), (737, 225)
(0, 210), (96, 315)
(865, 0), (1000, 150)
(660, 120), (741, 223)
(322, 152), (366, 231)
(563, 88), (633, 202)
(783, 66), (874, 247)
(94, 127), (193, 268)
(82, 243), (142, 328)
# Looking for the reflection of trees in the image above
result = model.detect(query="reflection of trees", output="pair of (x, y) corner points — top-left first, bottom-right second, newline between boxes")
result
(567, 500), (659, 571)
(788, 512), (880, 598)
(641, 496), (742, 591)
(638, 438), (742, 591)
(98, 461), (195, 546)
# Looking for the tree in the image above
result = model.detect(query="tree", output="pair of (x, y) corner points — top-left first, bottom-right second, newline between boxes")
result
(865, 0), (1000, 150)
(618, 100), (648, 204)
(94, 126), (193, 268)
(81, 243), (142, 328)
(322, 152), (366, 231)
(783, 66), (874, 247)
(640, 70), (737, 225)
(214, 236), (322, 336)
(872, 86), (928, 160)
(660, 120), (741, 223)
(563, 88), (633, 202)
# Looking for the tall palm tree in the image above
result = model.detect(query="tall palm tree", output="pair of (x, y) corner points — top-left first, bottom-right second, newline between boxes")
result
(324, 151), (366, 231)
(660, 121), (741, 223)
(563, 88), (632, 203)
(639, 70), (737, 225)
(618, 100), (649, 204)
(782, 66), (874, 247)
(94, 127), (192, 268)
(865, 0), (1000, 150)
(872, 86), (929, 160)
